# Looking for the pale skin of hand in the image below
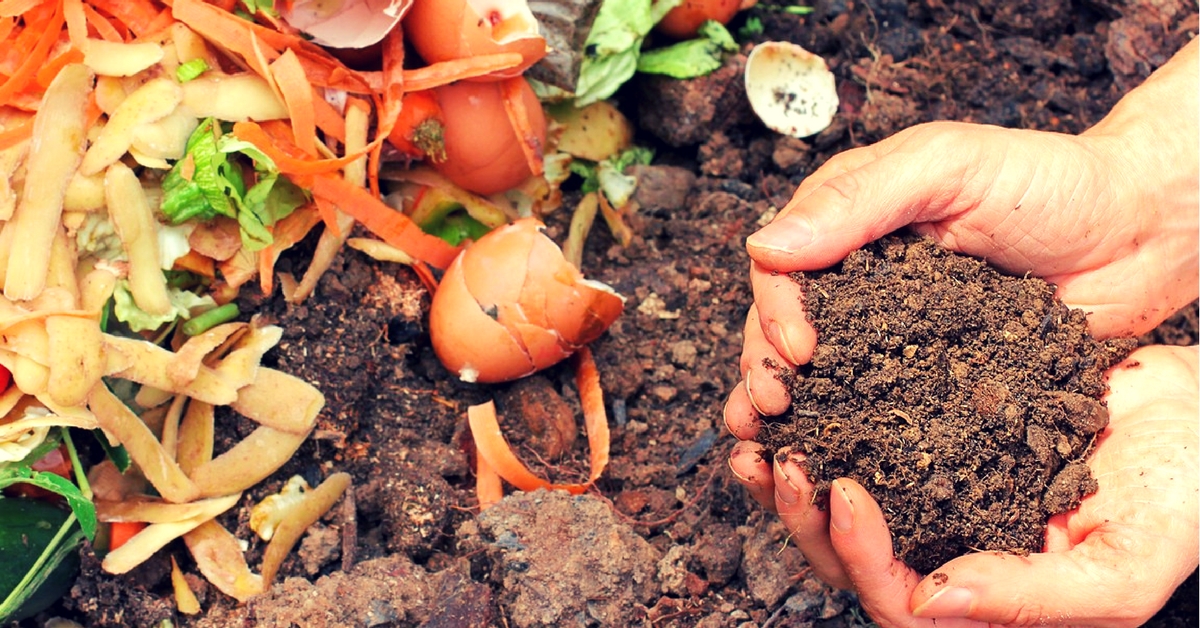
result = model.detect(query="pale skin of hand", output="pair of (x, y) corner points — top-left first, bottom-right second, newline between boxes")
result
(724, 39), (1199, 626)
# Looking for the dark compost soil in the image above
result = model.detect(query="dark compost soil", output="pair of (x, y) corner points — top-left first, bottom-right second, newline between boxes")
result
(26, 0), (1198, 627)
(758, 235), (1137, 574)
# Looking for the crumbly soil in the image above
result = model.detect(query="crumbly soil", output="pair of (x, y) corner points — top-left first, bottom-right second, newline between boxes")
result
(30, 0), (1199, 627)
(758, 235), (1137, 574)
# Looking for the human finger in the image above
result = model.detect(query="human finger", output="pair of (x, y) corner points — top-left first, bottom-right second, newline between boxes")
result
(773, 452), (851, 589)
(750, 261), (818, 366)
(908, 531), (1182, 628)
(728, 440), (775, 511)
(723, 382), (762, 441)
(747, 122), (1000, 273)
(739, 305), (792, 416)
(828, 478), (981, 628)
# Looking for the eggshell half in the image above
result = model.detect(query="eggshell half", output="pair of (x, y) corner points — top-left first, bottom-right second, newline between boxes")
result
(744, 42), (839, 139)
(281, 0), (410, 49)
(429, 219), (624, 383)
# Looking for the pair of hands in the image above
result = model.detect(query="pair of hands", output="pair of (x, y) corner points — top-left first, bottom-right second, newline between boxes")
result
(725, 40), (1199, 628)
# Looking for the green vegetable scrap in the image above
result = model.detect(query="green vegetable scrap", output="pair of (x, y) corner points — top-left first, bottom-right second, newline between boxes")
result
(161, 118), (308, 251)
(570, 146), (654, 208)
(112, 280), (217, 333)
(636, 20), (739, 79)
(574, 0), (682, 106)
(175, 58), (210, 82)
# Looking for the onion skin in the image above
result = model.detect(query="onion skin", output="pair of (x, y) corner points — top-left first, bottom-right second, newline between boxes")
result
(429, 219), (624, 383)
(404, 0), (547, 78)
(656, 0), (742, 39)
(431, 78), (546, 195)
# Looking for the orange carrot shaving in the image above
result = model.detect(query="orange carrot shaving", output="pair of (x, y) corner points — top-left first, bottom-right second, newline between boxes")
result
(312, 194), (342, 239)
(36, 48), (84, 89)
(109, 521), (148, 552)
(258, 202), (322, 295)
(172, 0), (279, 76)
(268, 49), (317, 157)
(0, 0), (41, 18)
(0, 2), (63, 107)
(0, 17), (14, 43)
(83, 4), (124, 42)
(231, 121), (360, 176)
(501, 76), (544, 177)
(475, 451), (504, 510)
(172, 249), (216, 278)
(362, 53), (526, 93)
(309, 173), (462, 270)
(467, 347), (611, 496)
(88, 0), (165, 38)
(412, 261), (438, 293)
(373, 23), (405, 151)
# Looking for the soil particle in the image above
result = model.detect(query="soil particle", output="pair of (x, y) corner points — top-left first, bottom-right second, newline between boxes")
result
(761, 234), (1139, 574)
(636, 54), (754, 147)
(63, 548), (174, 627)
(629, 164), (696, 214)
(195, 554), (437, 628)
(465, 489), (661, 627)
(738, 521), (806, 607)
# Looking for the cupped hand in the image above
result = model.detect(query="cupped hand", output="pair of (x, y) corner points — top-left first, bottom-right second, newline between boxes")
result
(756, 345), (1198, 628)
(726, 117), (1198, 507)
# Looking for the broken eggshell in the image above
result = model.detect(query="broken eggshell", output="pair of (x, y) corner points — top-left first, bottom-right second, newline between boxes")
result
(429, 218), (624, 383)
(404, 0), (548, 79)
(744, 41), (838, 139)
(281, 0), (411, 49)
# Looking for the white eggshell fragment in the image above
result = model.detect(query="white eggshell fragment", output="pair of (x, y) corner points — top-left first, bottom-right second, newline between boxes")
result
(282, 0), (410, 49)
(744, 42), (839, 139)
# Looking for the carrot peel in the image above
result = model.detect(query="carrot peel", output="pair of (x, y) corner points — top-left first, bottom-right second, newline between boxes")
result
(468, 347), (611, 503)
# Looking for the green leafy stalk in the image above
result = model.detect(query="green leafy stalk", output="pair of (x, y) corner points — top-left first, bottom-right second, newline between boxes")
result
(182, 303), (240, 336)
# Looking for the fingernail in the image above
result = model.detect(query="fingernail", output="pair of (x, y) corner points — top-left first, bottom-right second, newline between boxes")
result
(830, 482), (854, 533)
(767, 321), (801, 365)
(773, 452), (804, 504)
(912, 587), (976, 618)
(747, 214), (814, 253)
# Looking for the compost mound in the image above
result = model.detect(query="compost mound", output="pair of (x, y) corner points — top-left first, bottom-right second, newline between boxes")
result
(761, 234), (1138, 574)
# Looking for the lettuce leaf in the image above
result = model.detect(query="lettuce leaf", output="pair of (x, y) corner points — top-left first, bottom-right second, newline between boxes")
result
(574, 0), (682, 106)
(160, 118), (308, 251)
(636, 20), (739, 79)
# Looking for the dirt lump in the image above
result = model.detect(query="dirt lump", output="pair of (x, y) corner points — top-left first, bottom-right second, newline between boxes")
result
(761, 234), (1137, 574)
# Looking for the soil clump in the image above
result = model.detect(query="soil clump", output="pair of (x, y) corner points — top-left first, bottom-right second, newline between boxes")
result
(760, 234), (1138, 574)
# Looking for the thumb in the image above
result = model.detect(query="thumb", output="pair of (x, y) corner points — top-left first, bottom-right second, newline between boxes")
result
(746, 122), (990, 272)
(910, 526), (1184, 627)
